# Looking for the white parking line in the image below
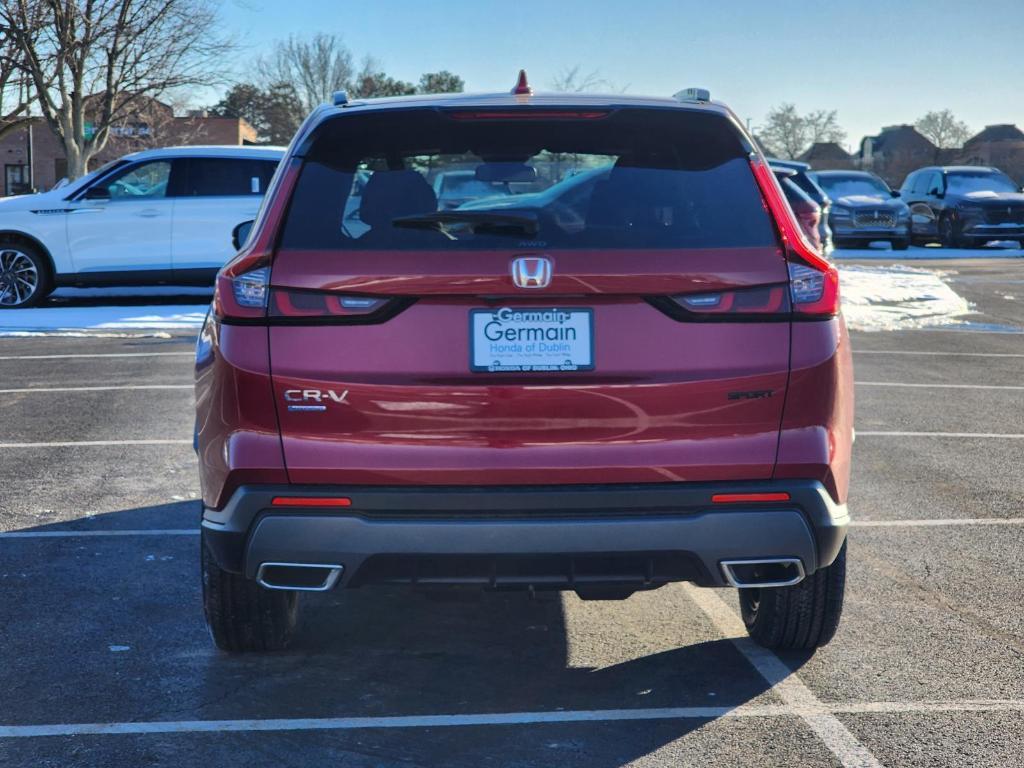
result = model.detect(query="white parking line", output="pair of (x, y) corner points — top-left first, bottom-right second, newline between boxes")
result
(0, 352), (193, 360)
(854, 350), (1024, 358)
(857, 381), (1024, 391)
(0, 439), (192, 449)
(2, 699), (1023, 739)
(0, 384), (191, 394)
(851, 518), (1024, 528)
(684, 585), (883, 768)
(856, 431), (1024, 439)
(0, 529), (198, 539)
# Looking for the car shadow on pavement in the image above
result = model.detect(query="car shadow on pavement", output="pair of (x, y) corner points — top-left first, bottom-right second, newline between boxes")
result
(4, 502), (812, 766)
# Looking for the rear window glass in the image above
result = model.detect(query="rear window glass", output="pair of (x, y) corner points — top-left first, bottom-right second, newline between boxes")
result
(181, 158), (279, 197)
(280, 108), (775, 250)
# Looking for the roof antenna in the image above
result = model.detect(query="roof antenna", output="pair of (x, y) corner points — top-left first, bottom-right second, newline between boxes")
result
(511, 70), (532, 96)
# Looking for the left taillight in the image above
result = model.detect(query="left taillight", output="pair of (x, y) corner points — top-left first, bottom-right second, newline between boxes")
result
(214, 157), (304, 323)
(213, 254), (272, 321)
(750, 157), (840, 318)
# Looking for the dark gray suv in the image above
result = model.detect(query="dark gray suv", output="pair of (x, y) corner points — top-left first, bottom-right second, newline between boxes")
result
(899, 166), (1024, 247)
(810, 170), (911, 250)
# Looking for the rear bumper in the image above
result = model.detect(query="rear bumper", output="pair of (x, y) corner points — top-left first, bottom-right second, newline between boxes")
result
(202, 481), (848, 589)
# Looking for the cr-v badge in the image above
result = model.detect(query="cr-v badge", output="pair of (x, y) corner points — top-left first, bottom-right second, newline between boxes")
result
(284, 388), (349, 412)
(511, 256), (552, 289)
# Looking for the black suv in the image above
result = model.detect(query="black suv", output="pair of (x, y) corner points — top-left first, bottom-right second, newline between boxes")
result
(810, 170), (911, 250)
(900, 166), (1024, 247)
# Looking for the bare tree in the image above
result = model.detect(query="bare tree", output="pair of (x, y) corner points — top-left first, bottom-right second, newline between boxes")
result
(258, 33), (354, 114)
(805, 109), (846, 146)
(1, 0), (233, 179)
(915, 109), (972, 149)
(549, 65), (626, 93)
(758, 103), (846, 159)
(0, 1), (44, 141)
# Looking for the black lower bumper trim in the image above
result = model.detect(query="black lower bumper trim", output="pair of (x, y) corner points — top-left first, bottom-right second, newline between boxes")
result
(202, 480), (849, 589)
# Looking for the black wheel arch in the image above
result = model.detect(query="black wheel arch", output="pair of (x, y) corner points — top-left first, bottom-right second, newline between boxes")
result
(0, 230), (57, 280)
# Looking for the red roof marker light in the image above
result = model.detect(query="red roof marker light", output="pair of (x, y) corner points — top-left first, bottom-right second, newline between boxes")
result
(511, 69), (533, 96)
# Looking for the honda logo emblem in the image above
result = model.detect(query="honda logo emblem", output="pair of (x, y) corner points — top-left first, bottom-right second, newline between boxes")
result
(511, 256), (552, 289)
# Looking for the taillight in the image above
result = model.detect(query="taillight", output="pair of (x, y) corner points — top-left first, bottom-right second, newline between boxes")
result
(213, 255), (272, 321)
(750, 157), (839, 318)
(656, 284), (790, 320)
(269, 289), (388, 318)
(213, 158), (303, 323)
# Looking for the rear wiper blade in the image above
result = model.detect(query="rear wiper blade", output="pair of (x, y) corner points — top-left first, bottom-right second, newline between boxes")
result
(392, 210), (539, 236)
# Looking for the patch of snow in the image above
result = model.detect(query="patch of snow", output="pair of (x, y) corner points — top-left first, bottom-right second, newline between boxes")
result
(0, 304), (207, 336)
(52, 286), (213, 298)
(834, 243), (1023, 260)
(839, 265), (974, 331)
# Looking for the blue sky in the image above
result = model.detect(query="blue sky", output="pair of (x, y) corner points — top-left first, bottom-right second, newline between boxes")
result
(220, 0), (1024, 148)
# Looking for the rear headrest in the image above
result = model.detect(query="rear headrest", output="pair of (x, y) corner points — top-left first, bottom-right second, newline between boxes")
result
(359, 170), (437, 229)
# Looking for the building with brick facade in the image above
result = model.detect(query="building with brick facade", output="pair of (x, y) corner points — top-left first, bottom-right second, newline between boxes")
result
(0, 97), (256, 196)
(960, 124), (1024, 184)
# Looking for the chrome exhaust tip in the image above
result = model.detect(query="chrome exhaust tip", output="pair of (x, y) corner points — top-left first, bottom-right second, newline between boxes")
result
(256, 562), (344, 592)
(720, 558), (805, 588)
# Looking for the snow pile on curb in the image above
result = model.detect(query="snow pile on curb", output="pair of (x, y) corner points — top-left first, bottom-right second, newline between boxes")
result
(0, 304), (208, 336)
(839, 265), (972, 331)
(833, 243), (1023, 260)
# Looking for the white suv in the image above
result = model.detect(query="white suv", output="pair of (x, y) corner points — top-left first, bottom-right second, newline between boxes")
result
(0, 145), (284, 308)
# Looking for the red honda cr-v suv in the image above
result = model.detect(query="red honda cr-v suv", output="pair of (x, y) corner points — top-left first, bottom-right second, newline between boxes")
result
(195, 81), (853, 653)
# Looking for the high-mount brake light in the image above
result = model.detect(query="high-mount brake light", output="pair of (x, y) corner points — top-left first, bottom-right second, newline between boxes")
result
(448, 110), (608, 121)
(750, 156), (840, 318)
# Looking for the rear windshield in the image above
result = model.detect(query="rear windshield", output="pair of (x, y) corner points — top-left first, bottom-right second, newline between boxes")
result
(280, 108), (775, 251)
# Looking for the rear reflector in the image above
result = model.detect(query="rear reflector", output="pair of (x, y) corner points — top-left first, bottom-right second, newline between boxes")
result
(711, 492), (791, 504)
(271, 497), (353, 507)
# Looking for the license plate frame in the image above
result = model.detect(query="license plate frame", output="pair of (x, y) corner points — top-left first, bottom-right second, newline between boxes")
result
(469, 307), (595, 373)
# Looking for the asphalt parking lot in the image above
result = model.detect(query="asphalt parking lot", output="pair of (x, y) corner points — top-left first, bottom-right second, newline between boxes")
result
(2, 258), (1023, 767)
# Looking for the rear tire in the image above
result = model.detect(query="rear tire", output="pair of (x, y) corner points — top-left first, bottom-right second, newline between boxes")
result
(739, 541), (846, 650)
(201, 531), (299, 652)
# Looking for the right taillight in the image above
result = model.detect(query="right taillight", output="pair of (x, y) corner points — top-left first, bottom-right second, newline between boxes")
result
(750, 156), (839, 318)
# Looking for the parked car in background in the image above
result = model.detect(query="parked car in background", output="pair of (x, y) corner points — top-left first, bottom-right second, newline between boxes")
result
(457, 165), (611, 232)
(432, 170), (514, 210)
(810, 170), (911, 250)
(0, 145), (284, 308)
(773, 166), (822, 253)
(769, 159), (832, 254)
(196, 83), (852, 654)
(899, 166), (1024, 247)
